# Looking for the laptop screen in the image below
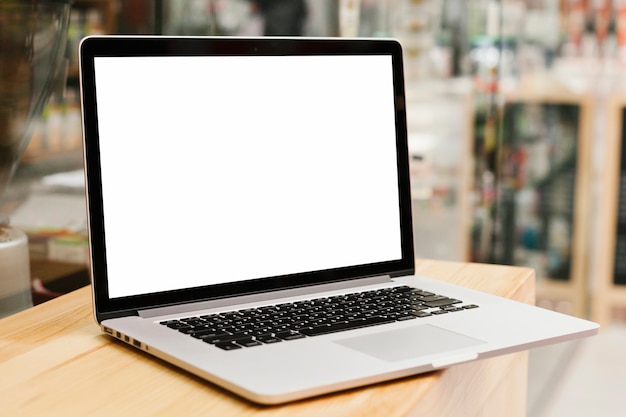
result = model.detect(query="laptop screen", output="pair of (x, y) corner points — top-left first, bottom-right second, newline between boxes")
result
(80, 37), (413, 316)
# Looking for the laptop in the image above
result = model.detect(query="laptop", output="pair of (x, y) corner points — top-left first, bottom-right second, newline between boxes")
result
(79, 35), (598, 405)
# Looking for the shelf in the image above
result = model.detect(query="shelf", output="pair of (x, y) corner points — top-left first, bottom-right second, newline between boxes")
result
(592, 94), (626, 324)
(471, 91), (593, 318)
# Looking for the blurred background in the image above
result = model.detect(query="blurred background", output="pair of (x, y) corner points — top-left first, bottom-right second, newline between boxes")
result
(6, 0), (624, 319)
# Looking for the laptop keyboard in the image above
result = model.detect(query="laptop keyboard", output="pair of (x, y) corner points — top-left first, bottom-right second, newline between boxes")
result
(159, 286), (479, 351)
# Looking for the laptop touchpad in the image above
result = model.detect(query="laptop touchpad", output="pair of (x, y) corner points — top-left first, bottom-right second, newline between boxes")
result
(335, 324), (485, 362)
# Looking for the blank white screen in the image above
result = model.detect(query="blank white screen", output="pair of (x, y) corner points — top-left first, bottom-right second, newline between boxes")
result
(93, 54), (402, 298)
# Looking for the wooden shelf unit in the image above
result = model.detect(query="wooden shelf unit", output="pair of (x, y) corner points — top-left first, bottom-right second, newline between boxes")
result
(495, 90), (593, 318)
(592, 94), (626, 324)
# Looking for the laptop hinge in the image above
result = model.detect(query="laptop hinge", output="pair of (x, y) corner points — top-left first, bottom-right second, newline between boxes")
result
(138, 275), (393, 319)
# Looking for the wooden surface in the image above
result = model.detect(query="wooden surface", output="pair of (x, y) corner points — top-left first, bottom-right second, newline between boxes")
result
(0, 259), (535, 417)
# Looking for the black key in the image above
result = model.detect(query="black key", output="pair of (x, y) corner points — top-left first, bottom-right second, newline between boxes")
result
(420, 295), (447, 302)
(236, 338), (263, 348)
(215, 342), (242, 351)
(275, 331), (306, 341)
(412, 311), (431, 317)
(178, 327), (198, 335)
(190, 330), (229, 340)
(411, 290), (435, 297)
(181, 318), (205, 326)
(251, 327), (274, 337)
(463, 304), (479, 309)
(423, 298), (461, 308)
(220, 312), (242, 320)
(220, 327), (238, 334)
(300, 316), (394, 337)
(203, 331), (253, 344)
(378, 301), (396, 308)
(238, 323), (259, 331)
(163, 321), (191, 330)
(267, 325), (290, 333)
(256, 335), (282, 344)
(292, 314), (310, 323)
(272, 318), (294, 325)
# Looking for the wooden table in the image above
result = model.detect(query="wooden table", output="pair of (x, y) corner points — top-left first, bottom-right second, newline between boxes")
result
(0, 259), (535, 417)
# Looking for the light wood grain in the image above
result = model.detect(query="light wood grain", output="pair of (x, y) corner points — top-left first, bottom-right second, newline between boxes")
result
(0, 259), (534, 416)
(592, 94), (626, 325)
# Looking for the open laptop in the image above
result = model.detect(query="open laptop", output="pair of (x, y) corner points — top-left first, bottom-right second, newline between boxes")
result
(79, 36), (598, 405)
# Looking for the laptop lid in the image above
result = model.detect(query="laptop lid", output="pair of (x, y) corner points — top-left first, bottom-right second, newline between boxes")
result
(79, 36), (414, 323)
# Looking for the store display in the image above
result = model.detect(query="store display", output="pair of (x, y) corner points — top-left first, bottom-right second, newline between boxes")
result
(6, 0), (626, 324)
(470, 93), (592, 318)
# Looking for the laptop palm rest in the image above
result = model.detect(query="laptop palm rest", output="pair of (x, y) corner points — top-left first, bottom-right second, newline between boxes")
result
(334, 324), (485, 362)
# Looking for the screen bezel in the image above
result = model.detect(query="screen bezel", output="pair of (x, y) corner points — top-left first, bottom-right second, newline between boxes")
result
(79, 36), (414, 322)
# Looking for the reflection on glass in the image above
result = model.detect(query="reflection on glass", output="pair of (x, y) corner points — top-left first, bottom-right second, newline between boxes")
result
(0, 1), (70, 203)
